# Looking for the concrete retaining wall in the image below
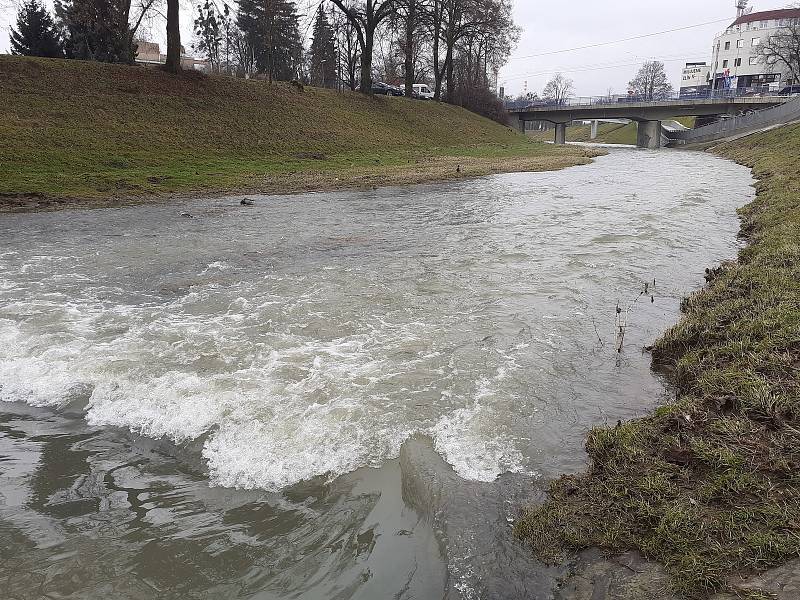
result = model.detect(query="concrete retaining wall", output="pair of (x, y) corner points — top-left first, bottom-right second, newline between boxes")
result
(666, 97), (800, 146)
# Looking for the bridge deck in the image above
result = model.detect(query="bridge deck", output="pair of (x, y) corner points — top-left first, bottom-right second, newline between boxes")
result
(510, 96), (789, 123)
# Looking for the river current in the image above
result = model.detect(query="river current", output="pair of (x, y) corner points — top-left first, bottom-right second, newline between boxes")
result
(0, 148), (754, 599)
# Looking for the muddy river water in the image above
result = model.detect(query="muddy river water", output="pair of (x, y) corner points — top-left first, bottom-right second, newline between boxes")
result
(0, 148), (754, 599)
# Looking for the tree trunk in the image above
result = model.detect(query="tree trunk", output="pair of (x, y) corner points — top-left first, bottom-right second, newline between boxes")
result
(404, 0), (416, 97)
(359, 27), (374, 94)
(121, 0), (133, 63)
(432, 34), (443, 99)
(165, 0), (181, 73)
(444, 42), (454, 103)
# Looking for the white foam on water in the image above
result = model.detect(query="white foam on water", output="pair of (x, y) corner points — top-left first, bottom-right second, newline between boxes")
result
(0, 151), (753, 493)
(429, 355), (534, 482)
(2, 277), (531, 490)
(0, 290), (531, 490)
(431, 403), (530, 482)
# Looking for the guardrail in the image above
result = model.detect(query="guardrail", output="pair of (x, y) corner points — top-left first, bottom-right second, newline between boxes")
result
(505, 87), (788, 111)
(665, 95), (800, 145)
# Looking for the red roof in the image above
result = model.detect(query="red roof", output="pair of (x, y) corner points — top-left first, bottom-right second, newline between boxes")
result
(732, 8), (800, 26)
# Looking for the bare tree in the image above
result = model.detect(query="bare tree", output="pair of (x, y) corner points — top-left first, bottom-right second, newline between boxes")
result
(424, 0), (479, 101)
(440, 0), (468, 102)
(122, 0), (159, 61)
(231, 24), (256, 76)
(628, 60), (673, 100)
(393, 0), (420, 96)
(328, 0), (396, 94)
(330, 4), (360, 90)
(542, 73), (573, 105)
(451, 0), (516, 97)
(758, 21), (800, 85)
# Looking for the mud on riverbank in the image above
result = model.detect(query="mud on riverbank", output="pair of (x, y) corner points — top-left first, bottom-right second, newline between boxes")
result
(516, 124), (800, 598)
(0, 149), (600, 214)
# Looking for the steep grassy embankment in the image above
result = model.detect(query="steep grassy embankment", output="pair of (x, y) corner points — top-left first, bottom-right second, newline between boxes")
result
(517, 124), (800, 598)
(0, 57), (597, 211)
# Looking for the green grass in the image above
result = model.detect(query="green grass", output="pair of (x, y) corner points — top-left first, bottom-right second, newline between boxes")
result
(673, 116), (697, 129)
(527, 122), (638, 145)
(0, 56), (595, 206)
(516, 123), (800, 598)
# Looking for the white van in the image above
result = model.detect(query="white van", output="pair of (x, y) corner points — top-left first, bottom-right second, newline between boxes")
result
(412, 83), (435, 100)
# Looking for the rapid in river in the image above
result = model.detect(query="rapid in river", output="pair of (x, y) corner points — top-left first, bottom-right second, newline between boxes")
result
(0, 148), (754, 599)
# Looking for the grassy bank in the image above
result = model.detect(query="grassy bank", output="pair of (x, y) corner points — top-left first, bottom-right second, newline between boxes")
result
(527, 117), (697, 146)
(0, 57), (597, 211)
(516, 123), (800, 597)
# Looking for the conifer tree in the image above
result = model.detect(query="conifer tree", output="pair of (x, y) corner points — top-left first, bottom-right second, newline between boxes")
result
(309, 6), (336, 88)
(10, 0), (64, 58)
(56, 0), (131, 62)
(237, 0), (301, 82)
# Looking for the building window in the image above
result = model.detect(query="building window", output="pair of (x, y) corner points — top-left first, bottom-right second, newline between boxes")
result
(735, 58), (742, 67)
(752, 37), (760, 46)
(737, 39), (745, 48)
(725, 41), (731, 50)
(750, 56), (759, 66)
(723, 59), (729, 68)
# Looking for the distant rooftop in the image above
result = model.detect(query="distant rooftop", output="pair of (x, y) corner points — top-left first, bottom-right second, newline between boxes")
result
(731, 8), (800, 27)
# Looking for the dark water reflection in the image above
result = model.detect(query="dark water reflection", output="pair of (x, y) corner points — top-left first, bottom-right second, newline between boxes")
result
(1, 402), (446, 599)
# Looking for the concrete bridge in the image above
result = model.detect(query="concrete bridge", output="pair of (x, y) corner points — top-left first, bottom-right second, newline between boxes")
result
(509, 95), (789, 148)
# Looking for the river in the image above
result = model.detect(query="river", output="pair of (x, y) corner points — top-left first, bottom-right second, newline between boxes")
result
(0, 148), (754, 599)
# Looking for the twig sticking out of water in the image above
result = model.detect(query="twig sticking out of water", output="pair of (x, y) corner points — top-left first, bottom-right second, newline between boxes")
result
(592, 317), (605, 348)
(613, 278), (658, 354)
(614, 303), (627, 353)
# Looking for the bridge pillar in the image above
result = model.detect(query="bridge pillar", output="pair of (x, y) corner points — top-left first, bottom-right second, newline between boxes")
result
(554, 123), (567, 145)
(590, 120), (599, 140)
(518, 119), (527, 135)
(636, 120), (662, 149)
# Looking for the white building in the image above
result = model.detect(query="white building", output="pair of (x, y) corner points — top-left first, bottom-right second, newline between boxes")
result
(679, 62), (712, 98)
(134, 40), (210, 73)
(710, 3), (800, 93)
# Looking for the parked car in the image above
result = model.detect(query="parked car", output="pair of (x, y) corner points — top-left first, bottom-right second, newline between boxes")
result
(372, 82), (404, 96)
(371, 82), (393, 95)
(412, 83), (435, 100)
(778, 85), (800, 96)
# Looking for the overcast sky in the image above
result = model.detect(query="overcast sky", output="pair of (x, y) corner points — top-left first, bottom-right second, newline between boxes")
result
(0, 0), (792, 96)
(500, 0), (790, 97)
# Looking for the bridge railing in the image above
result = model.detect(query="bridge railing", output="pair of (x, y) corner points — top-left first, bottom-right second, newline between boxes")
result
(665, 95), (800, 144)
(505, 87), (786, 111)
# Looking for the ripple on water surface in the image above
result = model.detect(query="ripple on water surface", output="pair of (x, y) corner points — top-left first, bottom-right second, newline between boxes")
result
(0, 149), (754, 490)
